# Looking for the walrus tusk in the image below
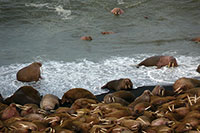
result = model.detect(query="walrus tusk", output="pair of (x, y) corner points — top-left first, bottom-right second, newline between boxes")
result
(187, 95), (193, 106)
(100, 128), (107, 133)
(172, 63), (175, 68)
(145, 106), (151, 110)
(168, 106), (172, 112)
(167, 121), (175, 127)
(167, 62), (171, 68)
(161, 89), (165, 96)
(174, 87), (182, 93)
(172, 104), (175, 110)
(111, 97), (115, 102)
(137, 117), (147, 125)
(185, 123), (191, 129)
(177, 89), (183, 94)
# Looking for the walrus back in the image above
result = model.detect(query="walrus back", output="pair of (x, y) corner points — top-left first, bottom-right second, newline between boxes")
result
(16, 63), (41, 82)
(137, 56), (161, 67)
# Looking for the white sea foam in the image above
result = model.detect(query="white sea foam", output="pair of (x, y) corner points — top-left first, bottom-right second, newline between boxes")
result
(25, 3), (49, 8)
(117, 0), (125, 5)
(55, 5), (72, 20)
(25, 3), (72, 20)
(0, 55), (199, 98)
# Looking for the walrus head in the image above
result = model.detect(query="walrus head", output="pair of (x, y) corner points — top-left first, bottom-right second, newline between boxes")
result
(111, 8), (124, 16)
(123, 78), (133, 90)
(34, 62), (42, 67)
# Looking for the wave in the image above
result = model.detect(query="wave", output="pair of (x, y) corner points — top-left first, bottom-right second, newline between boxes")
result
(0, 55), (199, 98)
(25, 3), (72, 20)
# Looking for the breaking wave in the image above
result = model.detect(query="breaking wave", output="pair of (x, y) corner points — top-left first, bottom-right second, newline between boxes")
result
(0, 54), (199, 98)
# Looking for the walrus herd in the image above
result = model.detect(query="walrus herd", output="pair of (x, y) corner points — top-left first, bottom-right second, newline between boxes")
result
(0, 60), (199, 132)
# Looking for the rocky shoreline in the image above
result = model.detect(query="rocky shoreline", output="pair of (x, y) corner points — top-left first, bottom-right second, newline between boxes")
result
(0, 77), (200, 133)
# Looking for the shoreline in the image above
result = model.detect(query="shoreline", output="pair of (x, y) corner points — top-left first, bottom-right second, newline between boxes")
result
(95, 84), (173, 102)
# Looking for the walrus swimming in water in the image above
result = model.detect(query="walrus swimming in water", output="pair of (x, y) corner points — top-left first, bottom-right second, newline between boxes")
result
(137, 56), (178, 69)
(111, 8), (124, 16)
(16, 62), (42, 82)
(101, 78), (133, 91)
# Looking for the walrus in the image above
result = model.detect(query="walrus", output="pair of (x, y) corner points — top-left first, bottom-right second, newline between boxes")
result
(128, 90), (152, 109)
(191, 37), (200, 42)
(173, 77), (200, 93)
(4, 86), (41, 105)
(1, 103), (20, 120)
(40, 94), (60, 111)
(16, 62), (42, 82)
(109, 91), (135, 103)
(103, 94), (129, 106)
(81, 36), (92, 41)
(71, 98), (97, 110)
(101, 31), (115, 35)
(111, 8), (124, 15)
(137, 56), (178, 69)
(61, 88), (97, 106)
(197, 65), (200, 73)
(101, 78), (133, 91)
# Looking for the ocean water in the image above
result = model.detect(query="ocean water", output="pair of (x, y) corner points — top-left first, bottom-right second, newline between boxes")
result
(0, 0), (200, 98)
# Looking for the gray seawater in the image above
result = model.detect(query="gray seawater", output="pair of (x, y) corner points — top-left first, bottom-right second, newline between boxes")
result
(0, 0), (200, 98)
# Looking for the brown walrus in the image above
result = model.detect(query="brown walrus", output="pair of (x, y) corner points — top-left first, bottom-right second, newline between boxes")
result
(173, 77), (200, 93)
(109, 90), (135, 103)
(40, 94), (60, 111)
(61, 88), (97, 106)
(1, 103), (20, 120)
(101, 78), (133, 91)
(16, 62), (42, 82)
(4, 86), (41, 105)
(128, 90), (152, 109)
(197, 65), (200, 73)
(111, 8), (124, 16)
(191, 37), (200, 42)
(81, 36), (92, 41)
(103, 94), (129, 106)
(137, 56), (178, 69)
